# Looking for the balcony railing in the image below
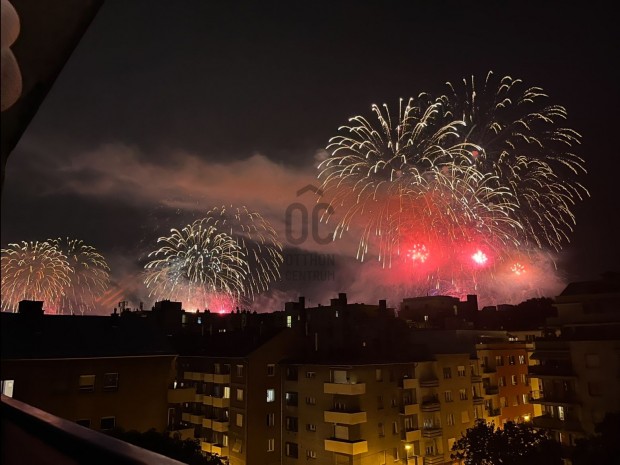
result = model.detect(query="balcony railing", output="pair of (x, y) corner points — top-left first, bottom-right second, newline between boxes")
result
(486, 408), (501, 417)
(2, 394), (189, 465)
(211, 419), (229, 433)
(421, 428), (442, 438)
(400, 403), (420, 415)
(484, 386), (499, 395)
(324, 382), (366, 395)
(167, 386), (196, 404)
(473, 396), (484, 405)
(211, 397), (230, 408)
(420, 401), (440, 412)
(324, 438), (368, 455)
(401, 378), (418, 389)
(532, 415), (583, 432)
(324, 410), (367, 425)
(402, 428), (421, 442)
(419, 378), (439, 388)
(423, 454), (445, 465)
(529, 392), (580, 405)
(528, 365), (576, 378)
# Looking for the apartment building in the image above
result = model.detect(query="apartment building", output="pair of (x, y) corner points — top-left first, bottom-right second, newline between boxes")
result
(0, 301), (176, 432)
(529, 273), (620, 450)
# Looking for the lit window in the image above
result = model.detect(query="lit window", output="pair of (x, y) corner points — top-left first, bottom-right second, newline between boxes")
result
(1, 380), (14, 397)
(457, 366), (466, 377)
(558, 406), (565, 421)
(236, 388), (244, 401)
(286, 315), (292, 328)
(266, 388), (276, 403)
(224, 386), (230, 398)
(518, 355), (526, 365)
(236, 413), (243, 427)
(511, 375), (518, 386)
(79, 375), (96, 392)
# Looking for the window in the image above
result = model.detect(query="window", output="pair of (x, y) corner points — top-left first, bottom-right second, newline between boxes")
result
(444, 391), (453, 402)
(378, 422), (385, 437)
(76, 419), (90, 428)
(522, 394), (529, 404)
(391, 397), (398, 407)
(286, 416), (298, 432)
(306, 423), (317, 432)
(585, 354), (600, 368)
(500, 397), (507, 407)
(508, 355), (516, 365)
(305, 371), (316, 379)
(232, 439), (243, 453)
(521, 374), (527, 385)
(512, 396), (519, 406)
(376, 368), (383, 381)
(267, 364), (275, 376)
(443, 367), (452, 379)
(511, 375), (518, 386)
(286, 391), (298, 406)
(459, 388), (468, 400)
(457, 366), (466, 377)
(518, 355), (526, 365)
(100, 417), (115, 430)
(285, 442), (299, 458)
(223, 386), (230, 399)
(286, 315), (292, 328)
(446, 413), (455, 426)
(79, 375), (95, 392)
(236, 365), (244, 377)
(558, 406), (565, 421)
(498, 376), (506, 387)
(495, 355), (504, 366)
(267, 438), (275, 452)
(306, 450), (317, 459)
(214, 363), (221, 374)
(1, 379), (14, 397)
(305, 396), (316, 405)
(392, 421), (398, 434)
(377, 395), (384, 409)
(286, 367), (298, 381)
(236, 388), (244, 401)
(102, 373), (118, 391)
(461, 410), (470, 424)
(393, 447), (400, 461)
(236, 413), (244, 427)
(266, 388), (276, 403)
(266, 413), (275, 426)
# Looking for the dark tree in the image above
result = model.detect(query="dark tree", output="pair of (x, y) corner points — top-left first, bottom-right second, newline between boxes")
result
(451, 419), (562, 465)
(105, 428), (224, 465)
(572, 412), (620, 465)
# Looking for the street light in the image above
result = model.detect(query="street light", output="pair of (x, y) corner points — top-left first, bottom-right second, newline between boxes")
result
(404, 444), (412, 464)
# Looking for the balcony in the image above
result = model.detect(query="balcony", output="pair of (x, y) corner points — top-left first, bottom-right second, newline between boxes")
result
(203, 396), (213, 406)
(167, 386), (196, 404)
(189, 414), (203, 425)
(194, 394), (204, 403)
(181, 412), (190, 422)
(421, 401), (440, 412)
(211, 397), (230, 408)
(202, 373), (214, 382)
(201, 441), (212, 453)
(401, 403), (420, 415)
(184, 371), (201, 381)
(422, 428), (442, 438)
(528, 365), (576, 378)
(324, 382), (366, 395)
(324, 410), (367, 425)
(212, 374), (230, 384)
(324, 439), (368, 455)
(473, 396), (484, 405)
(169, 427), (194, 441)
(402, 429), (421, 442)
(533, 415), (583, 432)
(423, 454), (445, 465)
(202, 418), (212, 428)
(482, 366), (496, 374)
(529, 392), (580, 405)
(401, 378), (418, 389)
(419, 378), (439, 388)
(487, 408), (501, 417)
(211, 444), (229, 456)
(471, 374), (482, 383)
(484, 386), (499, 396)
(211, 419), (229, 432)
(2, 394), (193, 465)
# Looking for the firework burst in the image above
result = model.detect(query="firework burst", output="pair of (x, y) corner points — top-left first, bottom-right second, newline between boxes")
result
(318, 71), (587, 300)
(144, 220), (247, 310)
(1, 241), (72, 312)
(48, 237), (111, 314)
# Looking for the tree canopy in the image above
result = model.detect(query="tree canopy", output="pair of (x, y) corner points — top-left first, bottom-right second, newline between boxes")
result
(451, 419), (562, 465)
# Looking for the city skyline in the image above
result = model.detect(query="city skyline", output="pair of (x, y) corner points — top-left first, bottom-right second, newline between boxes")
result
(1, 1), (619, 313)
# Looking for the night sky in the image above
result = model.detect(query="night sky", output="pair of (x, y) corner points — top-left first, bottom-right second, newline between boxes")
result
(1, 1), (619, 312)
